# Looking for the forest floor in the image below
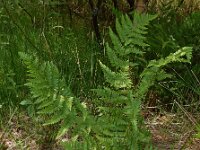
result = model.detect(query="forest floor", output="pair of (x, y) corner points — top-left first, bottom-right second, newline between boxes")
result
(0, 110), (200, 150)
(147, 112), (200, 150)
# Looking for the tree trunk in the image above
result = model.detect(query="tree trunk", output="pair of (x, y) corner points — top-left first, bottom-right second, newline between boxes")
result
(89, 0), (102, 42)
(127, 0), (135, 11)
(135, 0), (147, 13)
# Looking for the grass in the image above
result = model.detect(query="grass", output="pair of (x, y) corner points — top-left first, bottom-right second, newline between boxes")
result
(0, 110), (38, 149)
(0, 2), (104, 148)
(0, 8), (99, 150)
(1, 1), (200, 149)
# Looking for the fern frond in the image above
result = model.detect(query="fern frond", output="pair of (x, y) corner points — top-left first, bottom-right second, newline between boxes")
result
(99, 61), (132, 89)
(106, 43), (131, 69)
(93, 88), (128, 103)
(93, 12), (158, 149)
(94, 11), (192, 150)
(19, 52), (91, 141)
(56, 119), (71, 139)
(43, 111), (65, 126)
(147, 47), (192, 68)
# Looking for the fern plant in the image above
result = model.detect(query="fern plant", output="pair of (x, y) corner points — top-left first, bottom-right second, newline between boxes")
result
(92, 12), (192, 149)
(20, 12), (193, 150)
(19, 52), (92, 148)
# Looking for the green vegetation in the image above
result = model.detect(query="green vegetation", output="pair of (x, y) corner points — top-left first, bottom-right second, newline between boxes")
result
(1, 0), (200, 149)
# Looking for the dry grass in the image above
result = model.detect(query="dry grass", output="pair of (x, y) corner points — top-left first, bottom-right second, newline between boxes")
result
(0, 109), (66, 150)
(146, 112), (200, 150)
(0, 111), (40, 150)
(1, 108), (200, 150)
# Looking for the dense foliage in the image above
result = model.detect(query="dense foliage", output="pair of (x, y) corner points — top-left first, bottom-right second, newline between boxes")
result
(1, 0), (200, 149)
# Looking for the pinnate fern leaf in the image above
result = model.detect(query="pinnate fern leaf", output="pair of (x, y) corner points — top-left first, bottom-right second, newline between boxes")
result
(95, 11), (192, 150)
(19, 52), (89, 140)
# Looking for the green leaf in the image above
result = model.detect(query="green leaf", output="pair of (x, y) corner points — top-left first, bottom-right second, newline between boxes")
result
(20, 99), (33, 105)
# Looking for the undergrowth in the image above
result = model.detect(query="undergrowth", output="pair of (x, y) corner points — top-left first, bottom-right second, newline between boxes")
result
(1, 0), (199, 149)
(19, 12), (193, 149)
